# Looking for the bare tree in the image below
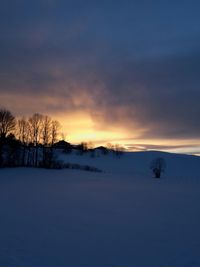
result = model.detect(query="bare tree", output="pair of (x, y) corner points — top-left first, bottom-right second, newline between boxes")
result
(150, 157), (166, 178)
(29, 113), (43, 145)
(17, 117), (30, 165)
(29, 113), (43, 166)
(51, 120), (60, 146)
(0, 109), (16, 138)
(0, 109), (16, 166)
(37, 119), (61, 168)
(77, 142), (88, 155)
(113, 144), (125, 157)
(41, 115), (52, 166)
(42, 115), (52, 146)
(106, 143), (125, 157)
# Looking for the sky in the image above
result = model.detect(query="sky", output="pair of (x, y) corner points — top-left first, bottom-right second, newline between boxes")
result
(0, 0), (200, 154)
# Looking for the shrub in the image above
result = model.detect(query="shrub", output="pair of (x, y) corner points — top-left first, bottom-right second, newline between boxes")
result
(150, 157), (166, 178)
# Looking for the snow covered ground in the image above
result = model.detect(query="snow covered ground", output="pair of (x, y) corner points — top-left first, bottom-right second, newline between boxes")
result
(0, 151), (200, 267)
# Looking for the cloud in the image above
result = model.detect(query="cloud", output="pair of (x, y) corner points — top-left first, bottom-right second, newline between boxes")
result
(91, 47), (200, 139)
(0, 0), (200, 144)
(126, 143), (200, 151)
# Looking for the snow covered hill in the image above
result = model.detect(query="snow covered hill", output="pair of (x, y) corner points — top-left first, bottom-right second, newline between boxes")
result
(60, 150), (200, 180)
(0, 151), (200, 267)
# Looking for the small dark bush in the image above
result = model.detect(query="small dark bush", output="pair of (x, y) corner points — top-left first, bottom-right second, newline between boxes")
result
(150, 157), (166, 178)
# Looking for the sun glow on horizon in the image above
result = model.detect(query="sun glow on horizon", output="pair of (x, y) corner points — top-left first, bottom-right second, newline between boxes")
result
(52, 111), (200, 155)
(56, 111), (130, 145)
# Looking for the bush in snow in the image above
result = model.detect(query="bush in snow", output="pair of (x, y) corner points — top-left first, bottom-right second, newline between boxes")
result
(150, 157), (166, 178)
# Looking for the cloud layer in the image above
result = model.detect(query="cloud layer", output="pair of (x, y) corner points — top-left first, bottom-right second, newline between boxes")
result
(0, 0), (200, 149)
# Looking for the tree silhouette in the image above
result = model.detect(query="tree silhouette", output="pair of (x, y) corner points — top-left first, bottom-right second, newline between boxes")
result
(150, 157), (166, 178)
(17, 117), (29, 165)
(29, 113), (43, 166)
(0, 109), (16, 138)
(0, 109), (16, 166)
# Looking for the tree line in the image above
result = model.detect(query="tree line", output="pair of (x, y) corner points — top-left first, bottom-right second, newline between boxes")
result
(0, 108), (61, 168)
(0, 108), (125, 169)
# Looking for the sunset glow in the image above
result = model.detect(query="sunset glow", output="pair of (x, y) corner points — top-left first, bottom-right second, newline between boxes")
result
(0, 1), (200, 154)
(55, 111), (130, 145)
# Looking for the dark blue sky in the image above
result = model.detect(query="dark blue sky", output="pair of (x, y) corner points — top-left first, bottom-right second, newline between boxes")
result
(1, 0), (200, 150)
